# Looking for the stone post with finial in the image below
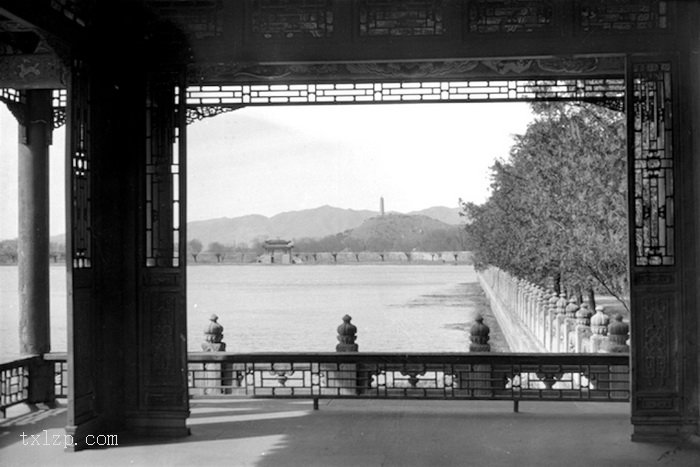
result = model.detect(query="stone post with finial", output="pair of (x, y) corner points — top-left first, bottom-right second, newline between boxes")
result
(538, 291), (549, 347)
(606, 314), (630, 353)
(563, 297), (579, 353)
(463, 314), (496, 395)
(550, 293), (560, 350)
(553, 293), (567, 352)
(329, 315), (362, 400)
(336, 314), (358, 352)
(202, 314), (226, 351)
(469, 314), (491, 352)
(198, 314), (233, 394)
(590, 305), (610, 353)
(605, 313), (630, 397)
(574, 303), (593, 352)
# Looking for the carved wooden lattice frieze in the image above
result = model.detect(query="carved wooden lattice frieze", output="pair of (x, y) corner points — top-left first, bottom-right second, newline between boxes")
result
(632, 62), (674, 266)
(186, 105), (242, 124)
(69, 61), (91, 269)
(147, 0), (224, 39)
(250, 0), (334, 39)
(578, 0), (668, 32)
(467, 0), (553, 34)
(52, 89), (66, 128)
(359, 0), (445, 36)
(145, 76), (182, 268)
(185, 78), (623, 106)
(0, 88), (26, 125)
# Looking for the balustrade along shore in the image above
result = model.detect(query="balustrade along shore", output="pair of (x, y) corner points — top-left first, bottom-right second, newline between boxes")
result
(3, 313), (629, 419)
(477, 267), (630, 355)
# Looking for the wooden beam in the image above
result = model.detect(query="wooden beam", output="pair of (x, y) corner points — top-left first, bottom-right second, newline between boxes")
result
(0, 54), (66, 88)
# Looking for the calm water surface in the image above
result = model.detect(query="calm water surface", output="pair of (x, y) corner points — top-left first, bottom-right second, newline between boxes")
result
(0, 264), (484, 361)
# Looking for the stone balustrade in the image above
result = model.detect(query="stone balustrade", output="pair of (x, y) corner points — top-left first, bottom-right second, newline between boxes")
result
(477, 267), (629, 354)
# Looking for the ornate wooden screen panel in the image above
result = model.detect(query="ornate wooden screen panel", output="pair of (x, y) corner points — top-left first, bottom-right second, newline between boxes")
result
(627, 56), (680, 424)
(631, 62), (674, 267)
(249, 0), (334, 40)
(65, 59), (97, 431)
(466, 0), (554, 35)
(138, 71), (188, 422)
(577, 0), (670, 32)
(359, 0), (446, 36)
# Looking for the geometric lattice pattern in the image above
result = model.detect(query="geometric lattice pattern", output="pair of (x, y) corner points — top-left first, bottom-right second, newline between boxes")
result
(360, 0), (445, 36)
(632, 62), (674, 266)
(186, 78), (624, 106)
(579, 0), (669, 32)
(251, 0), (333, 39)
(467, 0), (553, 34)
(0, 358), (31, 416)
(0, 88), (23, 103)
(145, 78), (182, 268)
(187, 353), (630, 402)
(52, 89), (67, 128)
(69, 64), (92, 269)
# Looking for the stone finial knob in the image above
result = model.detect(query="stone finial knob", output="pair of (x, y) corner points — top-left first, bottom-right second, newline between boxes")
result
(202, 314), (226, 351)
(565, 298), (579, 318)
(576, 303), (592, 326)
(556, 293), (568, 314)
(469, 314), (491, 352)
(336, 314), (358, 352)
(607, 314), (630, 352)
(591, 305), (610, 335)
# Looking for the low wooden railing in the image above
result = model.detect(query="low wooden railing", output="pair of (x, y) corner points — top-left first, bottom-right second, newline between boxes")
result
(0, 355), (41, 417)
(187, 352), (630, 410)
(2, 352), (630, 417)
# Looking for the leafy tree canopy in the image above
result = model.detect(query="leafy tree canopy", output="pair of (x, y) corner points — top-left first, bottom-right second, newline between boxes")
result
(462, 102), (628, 306)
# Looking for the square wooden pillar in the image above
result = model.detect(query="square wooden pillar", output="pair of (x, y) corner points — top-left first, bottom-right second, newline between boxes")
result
(125, 71), (189, 437)
(627, 53), (699, 441)
(65, 62), (188, 446)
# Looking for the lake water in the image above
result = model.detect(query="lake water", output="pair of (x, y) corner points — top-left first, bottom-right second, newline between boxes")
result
(0, 264), (499, 362)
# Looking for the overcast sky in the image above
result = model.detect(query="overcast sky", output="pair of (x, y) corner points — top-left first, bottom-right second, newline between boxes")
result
(0, 102), (533, 240)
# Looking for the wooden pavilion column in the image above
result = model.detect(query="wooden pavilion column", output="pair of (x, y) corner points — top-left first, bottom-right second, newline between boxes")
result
(65, 58), (189, 445)
(125, 70), (189, 436)
(17, 89), (54, 404)
(627, 49), (699, 440)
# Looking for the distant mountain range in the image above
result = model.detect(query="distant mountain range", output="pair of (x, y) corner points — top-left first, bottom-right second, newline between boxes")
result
(47, 205), (463, 247)
(188, 205), (462, 248)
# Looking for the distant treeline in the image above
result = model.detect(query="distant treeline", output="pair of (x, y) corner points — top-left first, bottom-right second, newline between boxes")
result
(0, 239), (65, 264)
(292, 226), (468, 253)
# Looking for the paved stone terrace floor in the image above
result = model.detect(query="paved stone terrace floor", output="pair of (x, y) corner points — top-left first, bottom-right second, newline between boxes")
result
(2, 398), (700, 466)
